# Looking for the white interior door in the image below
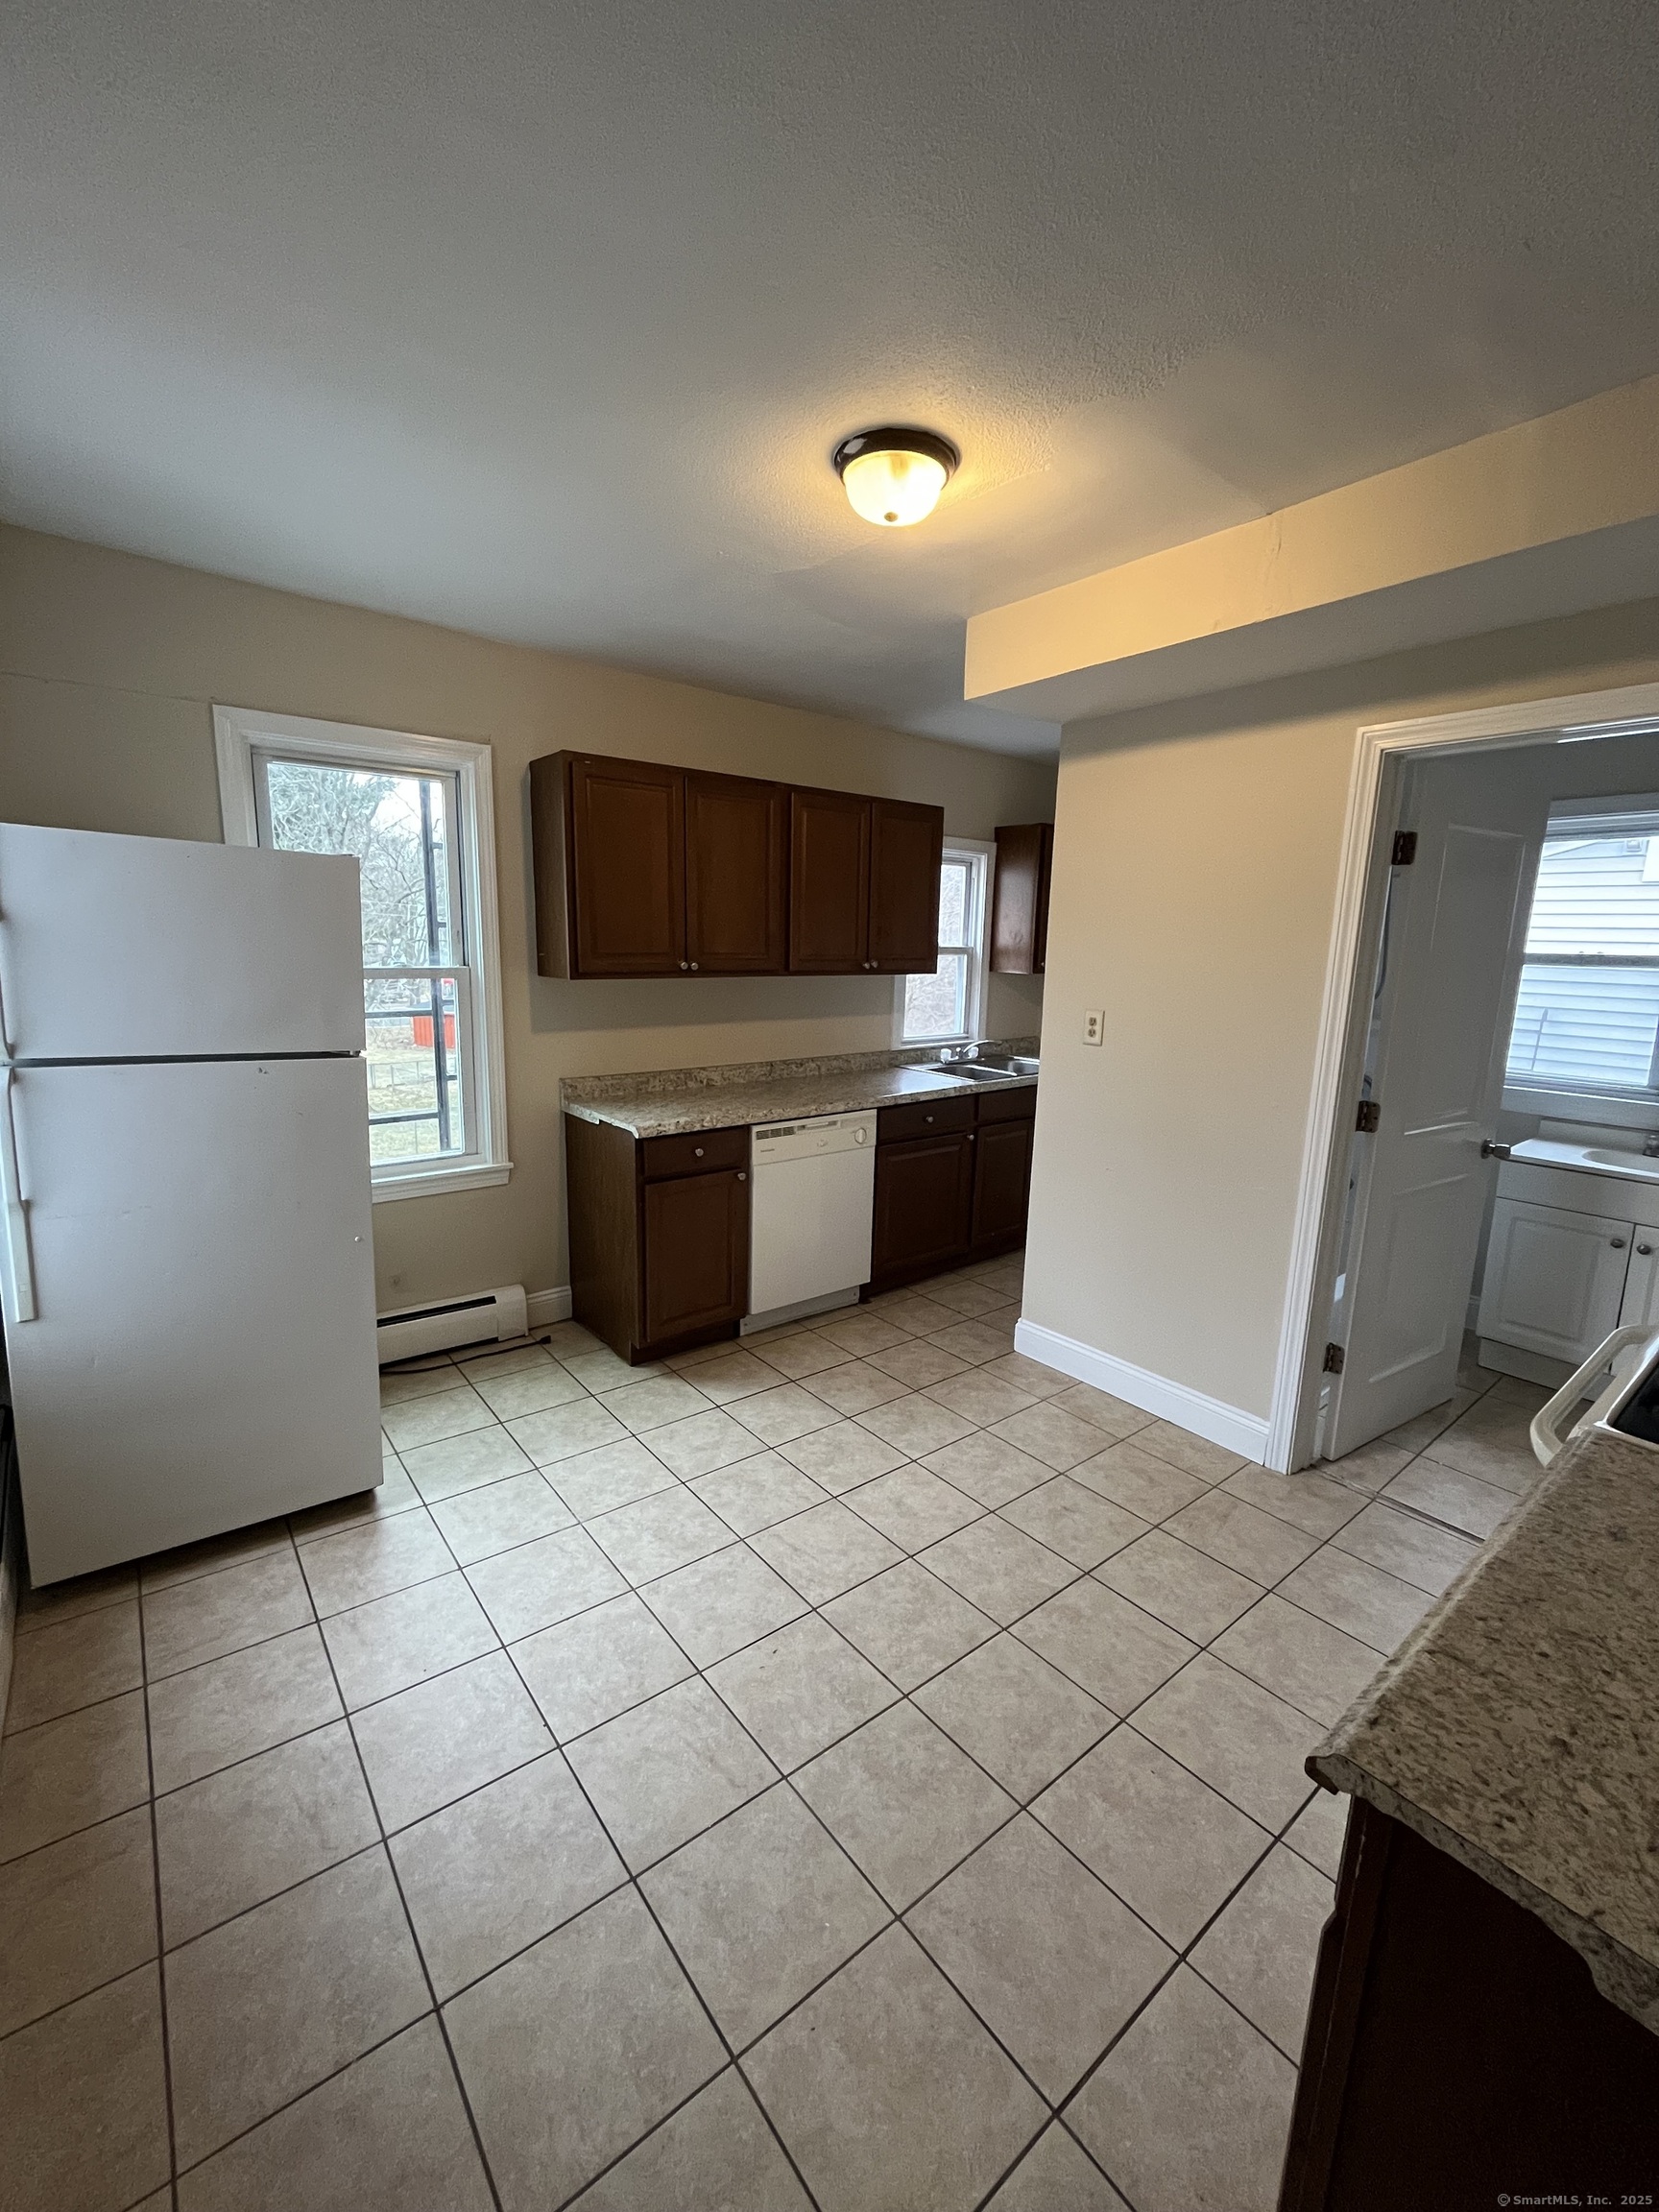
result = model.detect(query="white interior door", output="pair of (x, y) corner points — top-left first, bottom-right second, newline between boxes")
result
(0, 822), (364, 1058)
(4, 1055), (381, 1581)
(1327, 756), (1548, 1457)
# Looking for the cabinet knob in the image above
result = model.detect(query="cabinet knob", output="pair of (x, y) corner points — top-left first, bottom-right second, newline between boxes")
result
(1613, 1237), (1628, 1249)
(1640, 1243), (1653, 1256)
(925, 1115), (934, 1123)
(693, 1146), (705, 1158)
(737, 1171), (747, 1182)
(679, 961), (688, 971)
(689, 962), (699, 971)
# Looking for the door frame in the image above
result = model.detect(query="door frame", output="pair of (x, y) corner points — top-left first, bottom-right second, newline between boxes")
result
(1265, 679), (1659, 1473)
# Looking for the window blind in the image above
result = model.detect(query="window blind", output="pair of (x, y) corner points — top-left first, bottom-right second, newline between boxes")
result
(1506, 807), (1659, 1094)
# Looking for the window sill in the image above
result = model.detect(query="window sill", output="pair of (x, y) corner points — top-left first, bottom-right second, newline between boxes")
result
(1503, 1085), (1659, 1131)
(371, 1160), (514, 1204)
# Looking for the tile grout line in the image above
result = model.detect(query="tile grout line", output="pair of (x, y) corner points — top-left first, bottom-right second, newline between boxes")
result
(133, 1576), (182, 2207)
(299, 1558), (510, 2212)
(486, 1617), (831, 2212)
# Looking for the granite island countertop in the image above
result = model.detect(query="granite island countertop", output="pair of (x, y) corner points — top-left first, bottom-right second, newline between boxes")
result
(561, 1044), (1039, 1140)
(1310, 1422), (1659, 2032)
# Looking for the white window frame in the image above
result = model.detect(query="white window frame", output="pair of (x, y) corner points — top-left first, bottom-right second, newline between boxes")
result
(896, 838), (992, 1046)
(213, 704), (511, 1203)
(1502, 790), (1659, 1125)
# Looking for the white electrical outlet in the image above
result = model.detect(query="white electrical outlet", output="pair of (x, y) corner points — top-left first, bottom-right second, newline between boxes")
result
(1083, 1010), (1104, 1046)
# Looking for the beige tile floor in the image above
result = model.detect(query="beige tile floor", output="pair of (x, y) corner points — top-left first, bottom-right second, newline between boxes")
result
(0, 1256), (1545, 2212)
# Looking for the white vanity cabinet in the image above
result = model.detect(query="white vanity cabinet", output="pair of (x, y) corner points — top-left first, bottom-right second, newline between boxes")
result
(1477, 1144), (1659, 1382)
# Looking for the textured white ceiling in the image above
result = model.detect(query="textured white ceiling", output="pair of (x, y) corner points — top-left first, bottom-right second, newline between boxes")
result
(4, 0), (1658, 757)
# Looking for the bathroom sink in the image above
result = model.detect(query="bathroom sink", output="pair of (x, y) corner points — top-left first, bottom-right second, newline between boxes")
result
(1510, 1138), (1659, 1185)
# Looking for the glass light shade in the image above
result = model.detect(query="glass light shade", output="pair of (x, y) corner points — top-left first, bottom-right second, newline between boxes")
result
(840, 445), (949, 527)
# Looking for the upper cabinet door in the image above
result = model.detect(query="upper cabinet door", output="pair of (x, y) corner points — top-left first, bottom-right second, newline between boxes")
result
(685, 774), (788, 974)
(990, 823), (1053, 975)
(868, 800), (946, 973)
(789, 789), (871, 972)
(567, 756), (686, 975)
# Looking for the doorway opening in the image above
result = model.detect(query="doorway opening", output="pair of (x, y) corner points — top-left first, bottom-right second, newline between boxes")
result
(1270, 682), (1659, 1475)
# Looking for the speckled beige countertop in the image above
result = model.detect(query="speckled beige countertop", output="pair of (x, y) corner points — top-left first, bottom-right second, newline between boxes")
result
(1310, 1424), (1659, 2031)
(561, 1043), (1039, 1139)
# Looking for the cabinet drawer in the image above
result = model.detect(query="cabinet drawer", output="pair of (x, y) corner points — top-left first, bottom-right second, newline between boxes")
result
(639, 1126), (750, 1180)
(878, 1095), (975, 1144)
(974, 1083), (1036, 1125)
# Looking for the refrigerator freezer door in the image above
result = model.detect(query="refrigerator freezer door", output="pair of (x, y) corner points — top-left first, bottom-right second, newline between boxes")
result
(5, 1056), (381, 1581)
(0, 823), (365, 1060)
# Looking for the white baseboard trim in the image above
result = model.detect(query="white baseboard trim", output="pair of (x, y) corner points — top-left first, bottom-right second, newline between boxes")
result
(527, 1286), (574, 1328)
(1014, 1319), (1270, 1464)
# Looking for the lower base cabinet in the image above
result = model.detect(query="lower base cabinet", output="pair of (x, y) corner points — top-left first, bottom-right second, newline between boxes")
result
(565, 1115), (750, 1362)
(1281, 1798), (1659, 2209)
(868, 1086), (1035, 1292)
(567, 1081), (1037, 1356)
(971, 1116), (1035, 1248)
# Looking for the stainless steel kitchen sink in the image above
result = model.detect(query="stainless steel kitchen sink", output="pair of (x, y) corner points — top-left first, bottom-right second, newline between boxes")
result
(923, 1051), (1040, 1082)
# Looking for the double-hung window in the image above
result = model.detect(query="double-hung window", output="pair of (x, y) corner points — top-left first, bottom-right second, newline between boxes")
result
(1504, 798), (1659, 1113)
(214, 706), (510, 1200)
(900, 841), (991, 1045)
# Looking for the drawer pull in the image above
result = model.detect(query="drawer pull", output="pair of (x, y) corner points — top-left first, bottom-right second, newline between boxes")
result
(1639, 1243), (1653, 1256)
(693, 1146), (705, 1158)
(1612, 1238), (1628, 1249)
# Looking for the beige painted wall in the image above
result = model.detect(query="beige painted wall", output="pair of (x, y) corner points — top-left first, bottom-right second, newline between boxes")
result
(0, 524), (1053, 1307)
(1026, 594), (1659, 1422)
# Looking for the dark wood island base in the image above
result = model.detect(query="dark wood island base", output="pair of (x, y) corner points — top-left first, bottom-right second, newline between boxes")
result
(1282, 1796), (1659, 2212)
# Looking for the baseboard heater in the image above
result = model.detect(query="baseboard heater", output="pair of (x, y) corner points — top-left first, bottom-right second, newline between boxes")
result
(376, 1284), (529, 1365)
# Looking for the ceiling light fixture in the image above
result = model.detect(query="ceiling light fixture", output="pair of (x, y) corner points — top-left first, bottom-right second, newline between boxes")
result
(832, 426), (959, 527)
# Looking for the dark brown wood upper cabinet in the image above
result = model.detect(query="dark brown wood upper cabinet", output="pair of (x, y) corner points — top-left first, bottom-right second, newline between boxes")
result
(990, 822), (1053, 974)
(868, 799), (945, 973)
(685, 773), (787, 974)
(532, 753), (686, 977)
(533, 748), (947, 979)
(788, 788), (871, 972)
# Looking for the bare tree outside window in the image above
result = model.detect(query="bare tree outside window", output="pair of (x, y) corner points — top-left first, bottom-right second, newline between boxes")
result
(263, 760), (467, 1164)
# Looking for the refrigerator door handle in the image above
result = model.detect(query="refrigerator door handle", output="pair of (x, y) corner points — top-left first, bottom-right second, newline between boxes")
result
(0, 1066), (37, 1322)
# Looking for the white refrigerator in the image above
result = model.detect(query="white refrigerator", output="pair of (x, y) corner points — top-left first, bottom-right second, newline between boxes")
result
(0, 822), (383, 1584)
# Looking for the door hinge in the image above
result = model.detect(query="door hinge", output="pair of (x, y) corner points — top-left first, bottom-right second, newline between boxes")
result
(1323, 1341), (1346, 1374)
(1355, 1099), (1382, 1134)
(1391, 830), (1418, 866)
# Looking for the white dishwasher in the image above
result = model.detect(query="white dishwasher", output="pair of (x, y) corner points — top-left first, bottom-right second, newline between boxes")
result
(744, 1111), (877, 1333)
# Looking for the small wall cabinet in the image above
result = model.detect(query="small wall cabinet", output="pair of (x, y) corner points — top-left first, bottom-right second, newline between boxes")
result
(869, 1084), (1035, 1291)
(990, 822), (1053, 974)
(1477, 1154), (1659, 1379)
(532, 750), (942, 980)
(565, 1117), (750, 1362)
